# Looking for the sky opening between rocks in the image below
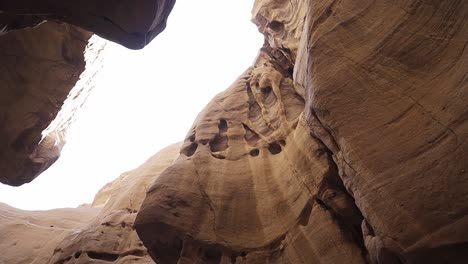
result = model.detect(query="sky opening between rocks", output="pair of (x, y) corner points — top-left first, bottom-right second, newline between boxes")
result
(0, 1), (263, 210)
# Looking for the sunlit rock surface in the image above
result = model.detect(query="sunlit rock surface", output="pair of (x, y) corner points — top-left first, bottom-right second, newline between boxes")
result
(0, 22), (99, 186)
(0, 203), (99, 264)
(0, 143), (180, 264)
(300, 1), (468, 263)
(135, 47), (366, 263)
(0, 0), (175, 49)
(1, 0), (467, 263)
(135, 0), (468, 263)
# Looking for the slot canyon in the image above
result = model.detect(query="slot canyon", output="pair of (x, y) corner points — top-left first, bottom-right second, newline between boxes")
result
(0, 0), (467, 263)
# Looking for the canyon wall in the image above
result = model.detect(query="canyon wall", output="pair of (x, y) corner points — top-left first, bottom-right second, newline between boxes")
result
(135, 0), (468, 263)
(300, 1), (468, 263)
(0, 0), (175, 186)
(0, 22), (93, 186)
(1, 0), (175, 49)
(1, 0), (467, 263)
(0, 143), (180, 264)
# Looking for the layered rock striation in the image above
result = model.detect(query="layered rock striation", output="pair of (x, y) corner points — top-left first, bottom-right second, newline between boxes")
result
(1, 0), (467, 263)
(136, 0), (468, 263)
(0, 143), (180, 264)
(300, 1), (468, 263)
(135, 45), (366, 264)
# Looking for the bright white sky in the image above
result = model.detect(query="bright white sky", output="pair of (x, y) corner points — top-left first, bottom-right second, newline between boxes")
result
(0, 1), (263, 210)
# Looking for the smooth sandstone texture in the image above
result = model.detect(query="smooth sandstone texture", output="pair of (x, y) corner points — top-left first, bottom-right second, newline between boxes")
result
(136, 0), (468, 263)
(0, 143), (180, 264)
(49, 143), (180, 264)
(0, 22), (93, 186)
(0, 0), (176, 49)
(0, 203), (99, 264)
(300, 0), (468, 263)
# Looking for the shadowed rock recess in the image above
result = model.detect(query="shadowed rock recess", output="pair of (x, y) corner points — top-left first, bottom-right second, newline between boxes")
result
(1, 0), (175, 49)
(0, 0), (175, 186)
(1, 0), (467, 264)
(0, 22), (97, 186)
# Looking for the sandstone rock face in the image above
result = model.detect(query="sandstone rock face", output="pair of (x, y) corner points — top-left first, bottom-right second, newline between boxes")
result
(0, 0), (176, 49)
(0, 22), (97, 186)
(0, 202), (99, 264)
(300, 1), (468, 263)
(0, 143), (180, 264)
(135, 48), (366, 263)
(0, 0), (175, 186)
(49, 143), (180, 264)
(135, 1), (468, 263)
(1, 0), (466, 263)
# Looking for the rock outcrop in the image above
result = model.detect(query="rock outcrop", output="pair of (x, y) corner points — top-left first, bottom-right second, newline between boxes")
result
(0, 0), (175, 186)
(135, 0), (468, 263)
(0, 143), (180, 264)
(300, 1), (468, 263)
(0, 203), (99, 264)
(0, 0), (175, 49)
(0, 22), (97, 186)
(1, 0), (467, 263)
(135, 47), (366, 263)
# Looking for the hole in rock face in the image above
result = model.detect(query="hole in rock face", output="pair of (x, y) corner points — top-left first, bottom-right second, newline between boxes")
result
(250, 149), (259, 157)
(181, 143), (198, 157)
(189, 134), (196, 142)
(268, 142), (282, 155)
(279, 139), (286, 146)
(87, 251), (119, 261)
(242, 123), (260, 146)
(299, 200), (313, 226)
(123, 249), (145, 257)
(218, 119), (228, 133)
(152, 235), (183, 263)
(260, 86), (276, 105)
(211, 153), (226, 160)
(210, 135), (228, 152)
(240, 251), (248, 258)
(74, 252), (81, 259)
(268, 20), (284, 32)
(199, 247), (222, 264)
(260, 86), (272, 95)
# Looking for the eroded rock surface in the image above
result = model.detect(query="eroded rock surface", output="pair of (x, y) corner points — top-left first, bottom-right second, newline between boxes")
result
(135, 47), (366, 264)
(0, 0), (176, 187)
(0, 202), (99, 264)
(49, 143), (180, 264)
(300, 0), (468, 262)
(0, 143), (180, 264)
(135, 0), (468, 263)
(0, 0), (176, 49)
(0, 22), (97, 186)
(1, 0), (467, 263)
